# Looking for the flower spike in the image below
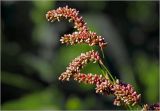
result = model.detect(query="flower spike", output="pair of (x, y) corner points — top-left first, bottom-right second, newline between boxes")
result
(46, 5), (88, 32)
(59, 50), (101, 81)
(46, 6), (107, 49)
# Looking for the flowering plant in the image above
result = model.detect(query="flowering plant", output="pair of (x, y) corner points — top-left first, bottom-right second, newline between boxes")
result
(46, 6), (159, 110)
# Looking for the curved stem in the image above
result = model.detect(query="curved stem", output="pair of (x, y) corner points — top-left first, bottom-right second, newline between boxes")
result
(100, 61), (115, 83)
(101, 48), (105, 59)
(101, 69), (109, 80)
(98, 62), (109, 80)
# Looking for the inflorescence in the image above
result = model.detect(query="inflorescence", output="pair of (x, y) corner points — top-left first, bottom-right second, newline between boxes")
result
(58, 50), (141, 107)
(46, 5), (107, 49)
(58, 50), (101, 81)
(46, 6), (159, 110)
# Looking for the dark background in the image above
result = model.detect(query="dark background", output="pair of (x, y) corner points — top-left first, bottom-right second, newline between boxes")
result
(1, 1), (159, 110)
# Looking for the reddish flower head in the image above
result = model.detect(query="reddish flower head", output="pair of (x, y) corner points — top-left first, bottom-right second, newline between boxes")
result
(46, 5), (88, 32)
(59, 50), (101, 81)
(46, 6), (107, 49)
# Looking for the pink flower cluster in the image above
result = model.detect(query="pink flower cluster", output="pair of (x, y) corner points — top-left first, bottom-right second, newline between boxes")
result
(46, 6), (107, 49)
(59, 50), (101, 81)
(46, 5), (88, 31)
(111, 80), (141, 106)
(142, 103), (160, 111)
(60, 31), (106, 49)
(74, 73), (104, 85)
(74, 73), (113, 96)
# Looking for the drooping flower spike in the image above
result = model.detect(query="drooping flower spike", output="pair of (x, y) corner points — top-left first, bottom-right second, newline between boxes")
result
(74, 73), (141, 107)
(59, 50), (101, 81)
(46, 5), (88, 32)
(46, 6), (107, 49)
(62, 71), (141, 107)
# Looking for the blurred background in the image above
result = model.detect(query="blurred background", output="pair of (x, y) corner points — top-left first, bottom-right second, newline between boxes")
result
(1, 1), (159, 110)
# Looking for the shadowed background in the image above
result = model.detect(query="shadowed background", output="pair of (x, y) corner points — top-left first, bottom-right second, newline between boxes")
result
(1, 1), (159, 110)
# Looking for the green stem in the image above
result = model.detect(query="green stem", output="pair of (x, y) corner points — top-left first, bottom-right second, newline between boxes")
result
(101, 48), (105, 59)
(100, 69), (109, 80)
(98, 62), (109, 80)
(127, 104), (132, 110)
(100, 62), (115, 83)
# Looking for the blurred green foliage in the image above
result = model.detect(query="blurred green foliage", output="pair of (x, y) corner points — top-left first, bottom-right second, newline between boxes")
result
(2, 87), (63, 110)
(1, 72), (43, 90)
(1, 1), (159, 110)
(133, 52), (159, 104)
